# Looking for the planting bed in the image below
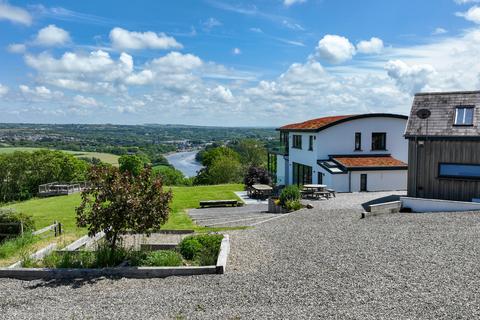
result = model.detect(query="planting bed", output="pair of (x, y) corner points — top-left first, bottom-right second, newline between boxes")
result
(0, 233), (230, 280)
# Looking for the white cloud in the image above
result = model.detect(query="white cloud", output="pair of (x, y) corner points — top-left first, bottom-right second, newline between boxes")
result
(457, 6), (480, 23)
(125, 70), (154, 85)
(7, 43), (25, 53)
(0, 2), (32, 25)
(232, 47), (241, 55)
(454, 0), (480, 4)
(385, 60), (436, 94)
(433, 27), (448, 35)
(109, 27), (182, 50)
(202, 17), (222, 31)
(316, 35), (356, 64)
(34, 25), (71, 46)
(151, 51), (202, 72)
(250, 27), (263, 33)
(210, 85), (234, 102)
(73, 95), (99, 107)
(282, 19), (304, 30)
(284, 0), (306, 7)
(356, 37), (384, 54)
(0, 84), (9, 97)
(19, 84), (63, 99)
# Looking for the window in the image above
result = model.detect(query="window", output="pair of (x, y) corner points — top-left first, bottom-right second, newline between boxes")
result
(455, 106), (474, 126)
(371, 132), (386, 151)
(355, 132), (362, 151)
(292, 135), (302, 149)
(439, 163), (480, 179)
(292, 162), (312, 186)
(308, 135), (314, 151)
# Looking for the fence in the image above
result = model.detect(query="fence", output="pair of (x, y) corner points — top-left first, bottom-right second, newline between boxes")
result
(38, 181), (88, 197)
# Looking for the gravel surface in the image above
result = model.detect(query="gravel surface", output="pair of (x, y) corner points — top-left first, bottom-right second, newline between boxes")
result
(189, 204), (275, 227)
(2, 192), (480, 319)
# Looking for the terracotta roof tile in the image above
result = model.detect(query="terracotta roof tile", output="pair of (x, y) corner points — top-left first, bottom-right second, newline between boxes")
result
(333, 156), (407, 168)
(279, 115), (354, 131)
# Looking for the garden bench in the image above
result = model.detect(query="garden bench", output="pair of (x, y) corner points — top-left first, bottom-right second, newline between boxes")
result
(326, 188), (336, 198)
(314, 191), (331, 199)
(199, 200), (239, 208)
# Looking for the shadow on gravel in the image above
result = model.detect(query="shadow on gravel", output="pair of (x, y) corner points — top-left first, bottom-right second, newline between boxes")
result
(361, 194), (402, 212)
(26, 277), (113, 289)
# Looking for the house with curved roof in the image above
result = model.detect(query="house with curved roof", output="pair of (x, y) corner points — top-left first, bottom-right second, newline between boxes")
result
(268, 113), (409, 192)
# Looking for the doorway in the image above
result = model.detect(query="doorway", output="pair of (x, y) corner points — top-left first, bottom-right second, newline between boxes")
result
(317, 172), (323, 184)
(360, 174), (367, 192)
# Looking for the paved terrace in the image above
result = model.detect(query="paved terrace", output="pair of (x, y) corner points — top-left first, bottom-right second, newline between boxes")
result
(2, 191), (480, 319)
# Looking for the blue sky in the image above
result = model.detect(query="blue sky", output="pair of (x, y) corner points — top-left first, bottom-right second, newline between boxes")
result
(0, 0), (480, 126)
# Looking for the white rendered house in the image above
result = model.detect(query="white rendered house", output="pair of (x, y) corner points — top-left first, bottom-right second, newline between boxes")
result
(268, 113), (408, 192)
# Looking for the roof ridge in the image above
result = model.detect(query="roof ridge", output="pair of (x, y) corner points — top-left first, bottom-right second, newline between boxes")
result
(415, 90), (480, 96)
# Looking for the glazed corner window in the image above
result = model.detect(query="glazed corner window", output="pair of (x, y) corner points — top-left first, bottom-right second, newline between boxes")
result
(292, 135), (302, 149)
(455, 106), (474, 126)
(371, 132), (386, 151)
(308, 135), (314, 151)
(354, 132), (361, 151)
(439, 163), (480, 179)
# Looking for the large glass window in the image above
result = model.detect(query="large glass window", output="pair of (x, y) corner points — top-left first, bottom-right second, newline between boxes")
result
(292, 135), (302, 149)
(371, 132), (386, 150)
(455, 106), (474, 125)
(439, 163), (480, 179)
(355, 132), (362, 151)
(292, 162), (312, 186)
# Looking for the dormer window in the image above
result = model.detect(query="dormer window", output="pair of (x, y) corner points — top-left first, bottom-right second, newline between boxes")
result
(455, 106), (474, 126)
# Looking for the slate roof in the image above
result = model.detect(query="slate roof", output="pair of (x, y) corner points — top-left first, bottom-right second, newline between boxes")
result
(405, 90), (480, 138)
(332, 155), (407, 169)
(278, 113), (407, 132)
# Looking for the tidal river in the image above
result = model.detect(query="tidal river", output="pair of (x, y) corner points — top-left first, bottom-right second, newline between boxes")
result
(165, 150), (203, 177)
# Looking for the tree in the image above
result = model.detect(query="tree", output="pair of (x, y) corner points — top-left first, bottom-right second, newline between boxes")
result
(201, 155), (242, 185)
(154, 165), (191, 186)
(118, 154), (144, 176)
(76, 166), (173, 250)
(243, 166), (271, 187)
(230, 139), (267, 168)
(200, 146), (239, 167)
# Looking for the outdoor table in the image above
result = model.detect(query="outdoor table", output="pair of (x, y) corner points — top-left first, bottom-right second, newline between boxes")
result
(303, 184), (327, 191)
(251, 184), (273, 199)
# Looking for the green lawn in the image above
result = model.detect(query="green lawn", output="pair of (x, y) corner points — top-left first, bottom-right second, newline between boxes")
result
(0, 184), (244, 265)
(0, 147), (119, 166)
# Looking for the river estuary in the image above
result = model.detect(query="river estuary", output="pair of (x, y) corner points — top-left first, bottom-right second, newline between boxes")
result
(165, 150), (203, 177)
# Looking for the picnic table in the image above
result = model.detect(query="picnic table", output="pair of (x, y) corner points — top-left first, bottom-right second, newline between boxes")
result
(251, 184), (273, 199)
(301, 184), (330, 200)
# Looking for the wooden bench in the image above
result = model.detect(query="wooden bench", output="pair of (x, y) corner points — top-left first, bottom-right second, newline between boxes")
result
(199, 200), (239, 208)
(314, 191), (331, 200)
(326, 188), (336, 198)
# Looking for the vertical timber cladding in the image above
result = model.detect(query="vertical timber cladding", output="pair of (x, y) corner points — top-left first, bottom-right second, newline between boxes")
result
(408, 139), (480, 201)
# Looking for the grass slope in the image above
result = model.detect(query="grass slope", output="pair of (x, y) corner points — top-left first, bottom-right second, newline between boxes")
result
(0, 184), (243, 266)
(0, 147), (119, 166)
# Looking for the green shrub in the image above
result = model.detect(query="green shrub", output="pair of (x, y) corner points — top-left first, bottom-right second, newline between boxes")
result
(137, 250), (183, 267)
(179, 234), (223, 265)
(284, 200), (303, 212)
(0, 208), (35, 237)
(0, 233), (37, 259)
(279, 185), (300, 207)
(179, 237), (203, 260)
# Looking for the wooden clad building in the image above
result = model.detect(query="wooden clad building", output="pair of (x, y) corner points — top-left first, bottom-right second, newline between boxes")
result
(405, 90), (480, 202)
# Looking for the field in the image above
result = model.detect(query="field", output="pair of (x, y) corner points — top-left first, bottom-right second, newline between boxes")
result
(0, 147), (119, 166)
(0, 184), (243, 266)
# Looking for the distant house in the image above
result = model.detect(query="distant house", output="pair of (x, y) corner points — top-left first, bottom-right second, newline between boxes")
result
(268, 113), (408, 192)
(405, 90), (480, 202)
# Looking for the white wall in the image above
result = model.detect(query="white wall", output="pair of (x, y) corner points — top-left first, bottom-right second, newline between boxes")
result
(401, 197), (480, 213)
(287, 133), (320, 184)
(350, 170), (407, 192)
(316, 117), (408, 162)
(276, 155), (286, 185)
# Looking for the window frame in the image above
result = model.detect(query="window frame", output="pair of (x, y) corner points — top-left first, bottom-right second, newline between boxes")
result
(371, 132), (387, 151)
(454, 106), (475, 126)
(438, 162), (480, 180)
(354, 132), (362, 151)
(308, 135), (314, 151)
(292, 135), (302, 149)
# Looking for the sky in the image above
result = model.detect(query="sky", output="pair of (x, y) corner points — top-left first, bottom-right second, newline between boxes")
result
(1, 0), (480, 126)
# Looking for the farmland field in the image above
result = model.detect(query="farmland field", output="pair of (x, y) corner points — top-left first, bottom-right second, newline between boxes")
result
(0, 147), (119, 166)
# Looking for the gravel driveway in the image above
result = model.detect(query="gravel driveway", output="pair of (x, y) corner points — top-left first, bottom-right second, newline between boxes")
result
(2, 192), (480, 319)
